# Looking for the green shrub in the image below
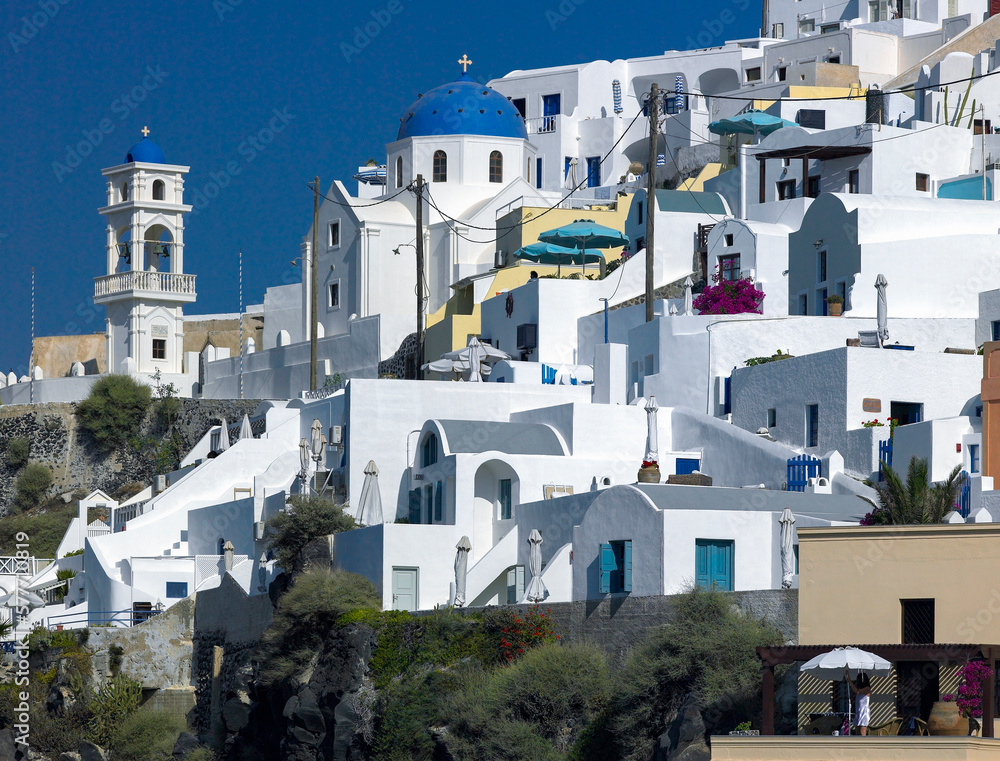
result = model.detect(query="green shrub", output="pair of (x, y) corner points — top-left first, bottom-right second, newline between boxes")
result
(4, 437), (29, 469)
(76, 374), (151, 452)
(108, 707), (186, 761)
(0, 501), (77, 556)
(260, 569), (380, 684)
(13, 463), (53, 511)
(267, 495), (356, 572)
(87, 673), (143, 746)
(64, 548), (84, 558)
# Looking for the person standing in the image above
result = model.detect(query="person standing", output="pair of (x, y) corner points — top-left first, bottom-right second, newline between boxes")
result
(847, 671), (872, 736)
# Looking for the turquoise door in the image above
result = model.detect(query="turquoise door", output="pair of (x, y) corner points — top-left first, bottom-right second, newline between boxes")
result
(392, 567), (418, 611)
(676, 458), (700, 475)
(695, 540), (734, 591)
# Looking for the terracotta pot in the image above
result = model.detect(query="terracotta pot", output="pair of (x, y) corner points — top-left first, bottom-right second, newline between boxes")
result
(828, 302), (843, 316)
(637, 464), (661, 484)
(928, 701), (966, 736)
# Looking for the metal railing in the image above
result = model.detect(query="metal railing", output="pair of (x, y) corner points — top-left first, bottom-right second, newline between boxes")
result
(524, 115), (559, 135)
(0, 557), (54, 575)
(94, 271), (196, 298)
(46, 608), (161, 629)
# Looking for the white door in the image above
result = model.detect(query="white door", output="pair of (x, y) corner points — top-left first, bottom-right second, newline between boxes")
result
(392, 567), (418, 611)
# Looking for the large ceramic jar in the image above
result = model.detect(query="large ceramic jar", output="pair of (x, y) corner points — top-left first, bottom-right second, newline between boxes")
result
(928, 701), (966, 736)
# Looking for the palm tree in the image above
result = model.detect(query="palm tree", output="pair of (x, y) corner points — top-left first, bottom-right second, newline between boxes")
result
(864, 457), (963, 524)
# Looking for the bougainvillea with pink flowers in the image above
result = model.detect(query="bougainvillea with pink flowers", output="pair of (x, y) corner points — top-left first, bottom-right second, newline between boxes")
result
(955, 660), (994, 718)
(692, 267), (765, 315)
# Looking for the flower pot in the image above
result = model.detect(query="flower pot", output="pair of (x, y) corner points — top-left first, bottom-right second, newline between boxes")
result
(637, 464), (661, 484)
(928, 701), (966, 735)
(828, 302), (843, 316)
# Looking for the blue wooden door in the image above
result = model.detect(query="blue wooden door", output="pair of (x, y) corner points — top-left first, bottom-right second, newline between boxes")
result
(695, 539), (734, 591)
(676, 458), (700, 475)
(586, 156), (601, 187)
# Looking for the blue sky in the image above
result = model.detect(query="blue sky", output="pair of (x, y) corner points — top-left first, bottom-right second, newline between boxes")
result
(0, 0), (758, 375)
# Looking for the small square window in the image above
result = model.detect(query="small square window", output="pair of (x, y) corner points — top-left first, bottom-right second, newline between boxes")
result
(916, 173), (930, 192)
(777, 67), (787, 82)
(329, 221), (340, 247)
(165, 581), (188, 599)
(767, 408), (777, 428)
(152, 338), (166, 360)
(720, 254), (741, 281)
(778, 179), (796, 200)
(329, 282), (340, 308)
(746, 67), (761, 83)
(848, 169), (860, 194)
(725, 233), (734, 246)
(799, 18), (815, 33)
(772, 22), (784, 37)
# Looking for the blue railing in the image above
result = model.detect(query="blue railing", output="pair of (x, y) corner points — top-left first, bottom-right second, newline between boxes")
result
(787, 454), (822, 492)
(958, 470), (972, 518)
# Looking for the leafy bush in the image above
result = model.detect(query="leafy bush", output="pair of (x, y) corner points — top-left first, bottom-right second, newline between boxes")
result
(108, 707), (186, 761)
(87, 673), (144, 747)
(13, 463), (53, 511)
(260, 569), (380, 684)
(692, 267), (765, 315)
(76, 374), (151, 452)
(0, 501), (77, 556)
(576, 587), (784, 761)
(267, 495), (356, 572)
(864, 457), (963, 524)
(4, 437), (29, 469)
(496, 607), (559, 663)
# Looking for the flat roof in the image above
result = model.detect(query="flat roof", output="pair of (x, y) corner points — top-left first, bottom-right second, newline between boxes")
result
(754, 145), (872, 161)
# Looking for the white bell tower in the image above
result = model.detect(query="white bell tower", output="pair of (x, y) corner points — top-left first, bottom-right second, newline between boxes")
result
(96, 128), (195, 376)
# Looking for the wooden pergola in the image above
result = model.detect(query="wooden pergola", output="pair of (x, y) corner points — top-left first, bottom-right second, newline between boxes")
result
(753, 144), (872, 204)
(757, 643), (999, 737)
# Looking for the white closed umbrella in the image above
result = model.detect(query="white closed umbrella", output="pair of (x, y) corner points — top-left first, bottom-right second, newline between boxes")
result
(644, 396), (659, 463)
(454, 536), (472, 607)
(299, 438), (309, 473)
(683, 276), (694, 315)
(524, 529), (548, 603)
(238, 414), (253, 440)
(356, 460), (384, 527)
(467, 336), (484, 383)
(801, 647), (891, 735)
(564, 157), (579, 191)
(217, 418), (230, 452)
(779, 508), (796, 589)
(875, 274), (888, 347)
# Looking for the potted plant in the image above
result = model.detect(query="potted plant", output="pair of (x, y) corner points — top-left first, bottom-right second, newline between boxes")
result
(728, 720), (759, 737)
(929, 694), (965, 735)
(956, 660), (994, 735)
(826, 294), (844, 316)
(637, 459), (661, 483)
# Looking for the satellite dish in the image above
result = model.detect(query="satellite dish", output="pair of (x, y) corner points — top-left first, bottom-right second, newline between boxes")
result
(628, 161), (644, 175)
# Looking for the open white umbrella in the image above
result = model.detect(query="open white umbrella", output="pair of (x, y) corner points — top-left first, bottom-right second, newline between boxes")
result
(356, 460), (384, 527)
(779, 508), (796, 589)
(524, 529), (547, 603)
(238, 414), (253, 440)
(801, 647), (891, 735)
(645, 396), (659, 463)
(875, 274), (889, 347)
(217, 418), (230, 452)
(454, 536), (472, 607)
(683, 276), (694, 315)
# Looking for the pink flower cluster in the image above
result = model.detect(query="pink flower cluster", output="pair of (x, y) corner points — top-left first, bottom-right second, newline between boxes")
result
(691, 267), (765, 315)
(956, 660), (994, 718)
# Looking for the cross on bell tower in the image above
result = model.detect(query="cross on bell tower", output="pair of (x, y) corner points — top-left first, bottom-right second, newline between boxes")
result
(96, 130), (196, 377)
(458, 54), (472, 73)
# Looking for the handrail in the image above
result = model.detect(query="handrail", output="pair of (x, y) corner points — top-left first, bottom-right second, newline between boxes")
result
(94, 271), (196, 298)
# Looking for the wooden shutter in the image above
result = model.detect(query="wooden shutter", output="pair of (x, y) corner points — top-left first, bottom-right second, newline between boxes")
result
(599, 543), (615, 594)
(623, 540), (633, 592)
(695, 540), (710, 589)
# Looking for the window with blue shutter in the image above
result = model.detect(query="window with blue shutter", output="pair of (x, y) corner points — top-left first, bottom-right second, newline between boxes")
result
(506, 565), (524, 604)
(622, 540), (632, 592)
(695, 539), (734, 591)
(408, 489), (421, 524)
(600, 541), (632, 593)
(599, 542), (615, 593)
(434, 481), (443, 522)
(499, 479), (512, 520)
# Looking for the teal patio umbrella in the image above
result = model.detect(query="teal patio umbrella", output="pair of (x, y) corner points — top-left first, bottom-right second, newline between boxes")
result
(708, 109), (797, 138)
(537, 219), (628, 277)
(513, 241), (605, 278)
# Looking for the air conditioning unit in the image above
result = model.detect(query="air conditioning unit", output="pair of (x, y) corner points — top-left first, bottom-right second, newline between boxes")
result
(329, 425), (343, 446)
(254, 521), (266, 541)
(494, 249), (506, 269)
(154, 475), (167, 494)
(517, 323), (538, 351)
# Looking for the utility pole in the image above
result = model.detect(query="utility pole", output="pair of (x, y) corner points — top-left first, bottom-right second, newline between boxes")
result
(645, 83), (659, 323)
(310, 176), (320, 391)
(415, 174), (425, 380)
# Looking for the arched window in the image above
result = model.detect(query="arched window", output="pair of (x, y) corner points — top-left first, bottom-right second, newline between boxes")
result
(152, 179), (165, 200)
(396, 156), (404, 189)
(421, 433), (438, 467)
(433, 150), (447, 183)
(121, 182), (129, 202)
(489, 151), (503, 183)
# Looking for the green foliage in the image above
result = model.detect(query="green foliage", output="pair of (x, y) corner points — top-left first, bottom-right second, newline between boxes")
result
(496, 607), (559, 663)
(87, 673), (144, 747)
(54, 568), (77, 601)
(575, 587), (784, 761)
(28, 699), (93, 756)
(64, 548), (84, 557)
(108, 707), (186, 761)
(4, 437), (29, 469)
(0, 500), (77, 556)
(109, 644), (124, 675)
(324, 372), (344, 389)
(865, 457), (963, 524)
(744, 350), (792, 367)
(261, 569), (380, 684)
(76, 374), (151, 452)
(267, 495), (356, 572)
(152, 368), (181, 429)
(13, 463), (53, 512)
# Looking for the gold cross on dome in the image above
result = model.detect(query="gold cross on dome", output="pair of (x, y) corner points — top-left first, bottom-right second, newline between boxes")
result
(458, 54), (473, 73)
(141, 126), (151, 137)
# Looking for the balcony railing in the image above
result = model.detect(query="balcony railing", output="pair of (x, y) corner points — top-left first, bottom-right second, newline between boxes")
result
(524, 115), (559, 135)
(95, 271), (196, 299)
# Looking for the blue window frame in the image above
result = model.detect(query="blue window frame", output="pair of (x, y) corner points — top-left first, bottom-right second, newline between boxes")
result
(993, 320), (1000, 342)
(408, 489), (421, 524)
(586, 156), (601, 188)
(598, 540), (632, 594)
(676, 458), (700, 475)
(695, 539), (734, 591)
(970, 444), (981, 474)
(421, 433), (437, 467)
(806, 404), (819, 448)
(165, 581), (188, 599)
(434, 481), (443, 522)
(542, 93), (561, 117)
(499, 479), (512, 520)
(536, 158), (543, 189)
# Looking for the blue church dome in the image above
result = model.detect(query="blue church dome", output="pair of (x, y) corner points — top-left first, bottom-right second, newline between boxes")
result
(125, 137), (166, 164)
(397, 73), (528, 141)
